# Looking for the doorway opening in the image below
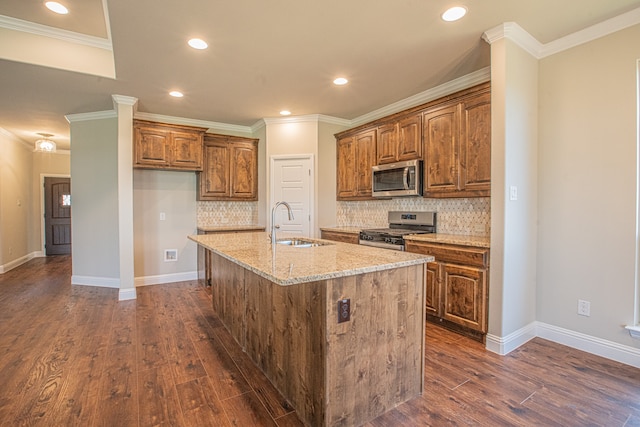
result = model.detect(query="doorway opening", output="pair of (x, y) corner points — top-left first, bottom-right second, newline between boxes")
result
(43, 176), (72, 255)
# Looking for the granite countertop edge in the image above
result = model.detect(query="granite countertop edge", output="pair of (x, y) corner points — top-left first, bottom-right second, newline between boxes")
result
(189, 232), (432, 286)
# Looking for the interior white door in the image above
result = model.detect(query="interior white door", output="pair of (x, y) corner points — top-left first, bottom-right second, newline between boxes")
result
(271, 156), (313, 237)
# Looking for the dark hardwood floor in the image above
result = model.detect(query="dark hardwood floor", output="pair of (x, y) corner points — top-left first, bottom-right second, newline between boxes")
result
(1, 255), (639, 426)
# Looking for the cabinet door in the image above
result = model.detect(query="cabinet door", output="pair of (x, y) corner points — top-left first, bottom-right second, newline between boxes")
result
(397, 114), (422, 161)
(423, 104), (459, 195)
(425, 262), (440, 316)
(134, 126), (169, 167)
(441, 263), (487, 333)
(376, 123), (398, 164)
(170, 130), (203, 170)
(460, 92), (491, 194)
(337, 136), (357, 199)
(230, 142), (258, 199)
(355, 129), (377, 197)
(200, 141), (231, 199)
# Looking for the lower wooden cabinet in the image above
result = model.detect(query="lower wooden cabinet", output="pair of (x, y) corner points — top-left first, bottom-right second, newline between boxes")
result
(320, 229), (359, 244)
(405, 239), (489, 341)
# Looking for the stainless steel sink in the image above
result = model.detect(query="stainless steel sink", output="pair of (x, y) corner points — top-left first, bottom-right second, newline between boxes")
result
(276, 238), (332, 248)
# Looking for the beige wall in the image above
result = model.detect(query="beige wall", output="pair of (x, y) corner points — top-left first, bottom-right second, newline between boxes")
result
(537, 24), (640, 345)
(32, 151), (70, 253)
(69, 115), (120, 283)
(133, 169), (197, 282)
(318, 121), (345, 231)
(0, 129), (33, 270)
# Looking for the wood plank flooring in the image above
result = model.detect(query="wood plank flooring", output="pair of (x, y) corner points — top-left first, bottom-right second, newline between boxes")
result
(1, 255), (639, 426)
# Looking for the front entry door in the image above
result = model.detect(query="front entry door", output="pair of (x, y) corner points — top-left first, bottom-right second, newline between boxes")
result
(44, 177), (71, 255)
(271, 156), (313, 237)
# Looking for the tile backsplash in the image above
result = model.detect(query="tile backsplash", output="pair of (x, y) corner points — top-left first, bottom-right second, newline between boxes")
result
(337, 198), (490, 237)
(197, 201), (259, 226)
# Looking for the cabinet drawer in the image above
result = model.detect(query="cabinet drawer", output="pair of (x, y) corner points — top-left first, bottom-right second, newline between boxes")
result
(405, 242), (488, 268)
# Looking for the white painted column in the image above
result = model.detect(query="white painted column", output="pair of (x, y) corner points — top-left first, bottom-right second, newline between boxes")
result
(112, 95), (138, 300)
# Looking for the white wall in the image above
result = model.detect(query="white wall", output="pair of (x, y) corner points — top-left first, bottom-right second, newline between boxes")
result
(318, 121), (346, 232)
(537, 24), (640, 346)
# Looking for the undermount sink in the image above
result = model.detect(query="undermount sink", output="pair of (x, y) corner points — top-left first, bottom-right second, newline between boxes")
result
(276, 238), (332, 248)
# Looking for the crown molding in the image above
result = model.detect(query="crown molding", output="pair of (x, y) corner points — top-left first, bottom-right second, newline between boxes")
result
(112, 95), (138, 109)
(351, 67), (491, 127)
(65, 110), (117, 123)
(262, 114), (351, 126)
(134, 111), (254, 134)
(483, 7), (640, 59)
(541, 6), (640, 58)
(0, 14), (112, 50)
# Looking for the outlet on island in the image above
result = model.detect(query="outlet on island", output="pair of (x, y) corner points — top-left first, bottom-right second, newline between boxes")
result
(338, 298), (350, 323)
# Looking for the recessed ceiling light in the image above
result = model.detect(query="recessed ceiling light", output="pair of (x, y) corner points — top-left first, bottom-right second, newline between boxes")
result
(45, 1), (69, 14)
(188, 38), (208, 50)
(169, 91), (184, 98)
(280, 110), (291, 116)
(442, 6), (467, 22)
(333, 77), (348, 86)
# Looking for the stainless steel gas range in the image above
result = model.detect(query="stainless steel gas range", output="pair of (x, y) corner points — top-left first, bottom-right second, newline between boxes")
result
(359, 211), (436, 251)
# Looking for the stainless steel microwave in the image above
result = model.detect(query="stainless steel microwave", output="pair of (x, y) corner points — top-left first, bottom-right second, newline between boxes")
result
(371, 159), (423, 197)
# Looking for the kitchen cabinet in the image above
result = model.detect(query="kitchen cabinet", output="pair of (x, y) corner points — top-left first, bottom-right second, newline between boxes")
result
(197, 133), (258, 201)
(376, 113), (422, 164)
(320, 229), (359, 244)
(405, 240), (489, 342)
(133, 120), (206, 171)
(336, 128), (377, 200)
(422, 89), (491, 198)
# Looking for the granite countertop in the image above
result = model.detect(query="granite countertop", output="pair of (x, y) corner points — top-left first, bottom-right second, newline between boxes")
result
(320, 226), (490, 248)
(404, 233), (490, 248)
(319, 226), (362, 235)
(197, 224), (266, 232)
(188, 232), (431, 286)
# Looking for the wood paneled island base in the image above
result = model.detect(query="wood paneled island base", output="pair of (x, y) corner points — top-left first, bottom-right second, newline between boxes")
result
(209, 251), (426, 426)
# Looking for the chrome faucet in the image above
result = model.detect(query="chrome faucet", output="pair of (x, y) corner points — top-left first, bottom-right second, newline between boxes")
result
(271, 201), (295, 245)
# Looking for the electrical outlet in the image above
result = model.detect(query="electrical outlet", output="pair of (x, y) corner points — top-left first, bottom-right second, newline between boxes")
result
(160, 212), (166, 221)
(578, 299), (591, 316)
(509, 186), (518, 201)
(164, 249), (178, 262)
(338, 299), (350, 323)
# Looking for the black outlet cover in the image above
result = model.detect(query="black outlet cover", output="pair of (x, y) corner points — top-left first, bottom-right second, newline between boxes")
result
(338, 298), (350, 323)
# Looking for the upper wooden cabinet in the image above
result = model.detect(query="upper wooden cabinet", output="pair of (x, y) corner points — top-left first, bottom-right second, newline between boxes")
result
(376, 113), (422, 165)
(423, 89), (491, 198)
(337, 129), (377, 200)
(133, 120), (207, 171)
(197, 133), (258, 201)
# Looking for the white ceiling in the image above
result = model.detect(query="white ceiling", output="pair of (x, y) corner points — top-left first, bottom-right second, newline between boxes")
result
(1, 0), (639, 150)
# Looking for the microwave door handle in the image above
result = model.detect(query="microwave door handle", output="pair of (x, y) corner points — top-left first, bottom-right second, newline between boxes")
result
(403, 167), (410, 190)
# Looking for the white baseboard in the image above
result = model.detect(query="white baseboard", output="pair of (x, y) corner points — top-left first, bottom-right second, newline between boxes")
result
(536, 321), (640, 369)
(134, 271), (198, 287)
(486, 321), (640, 369)
(119, 288), (137, 301)
(71, 275), (120, 288)
(0, 251), (42, 274)
(486, 322), (537, 355)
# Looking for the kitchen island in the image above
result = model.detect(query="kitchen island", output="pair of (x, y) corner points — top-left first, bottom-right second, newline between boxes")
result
(188, 232), (432, 426)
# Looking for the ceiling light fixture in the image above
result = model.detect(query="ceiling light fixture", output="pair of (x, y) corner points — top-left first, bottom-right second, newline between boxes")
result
(35, 133), (56, 152)
(45, 1), (69, 14)
(188, 38), (208, 50)
(333, 77), (348, 86)
(169, 91), (184, 98)
(442, 6), (467, 22)
(280, 110), (291, 116)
